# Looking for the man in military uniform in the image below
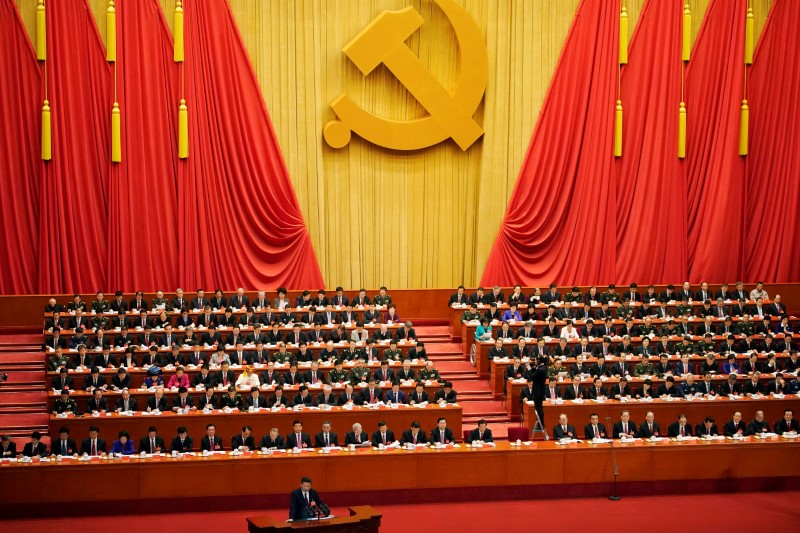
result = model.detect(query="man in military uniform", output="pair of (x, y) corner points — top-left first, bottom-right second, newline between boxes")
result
(48, 348), (74, 371)
(639, 317), (657, 337)
(52, 390), (79, 415)
(675, 336), (695, 356)
(695, 333), (717, 355)
(737, 315), (755, 336)
(327, 360), (348, 384)
(91, 292), (110, 314)
(616, 299), (635, 321)
(151, 290), (168, 309)
(634, 358), (655, 377)
(272, 343), (291, 364)
(382, 340), (403, 362)
(674, 297), (692, 318)
(348, 359), (370, 384)
(563, 286), (583, 305)
(461, 304), (481, 322)
(659, 319), (681, 337)
(601, 284), (620, 304)
(418, 361), (441, 382)
(373, 287), (393, 307)
(547, 359), (565, 380)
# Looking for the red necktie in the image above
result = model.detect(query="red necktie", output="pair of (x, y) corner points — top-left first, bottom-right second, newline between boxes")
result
(91, 440), (97, 455)
(440, 431), (445, 444)
(680, 426), (685, 437)
(413, 434), (417, 444)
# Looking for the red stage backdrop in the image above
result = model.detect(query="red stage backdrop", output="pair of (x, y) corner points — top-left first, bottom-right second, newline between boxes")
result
(614, 0), (687, 284)
(178, 0), (324, 290)
(684, 0), (747, 283)
(0, 0), (40, 294)
(481, 0), (620, 287)
(39, 0), (111, 294)
(106, 0), (181, 292)
(745, 0), (800, 282)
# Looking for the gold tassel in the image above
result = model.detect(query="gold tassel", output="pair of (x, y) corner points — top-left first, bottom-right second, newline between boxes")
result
(614, 100), (623, 157)
(744, 7), (754, 64)
(42, 100), (51, 161)
(174, 1), (184, 62)
(682, 3), (691, 62)
(36, 0), (46, 61)
(107, 1), (116, 62)
(111, 102), (121, 163)
(739, 99), (749, 156)
(619, 6), (628, 65)
(678, 102), (686, 159)
(178, 99), (188, 159)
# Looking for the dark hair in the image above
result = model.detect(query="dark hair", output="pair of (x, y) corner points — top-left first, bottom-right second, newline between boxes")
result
(300, 476), (312, 484)
(118, 430), (130, 439)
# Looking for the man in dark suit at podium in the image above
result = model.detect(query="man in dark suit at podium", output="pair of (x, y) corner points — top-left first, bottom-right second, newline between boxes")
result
(289, 477), (327, 521)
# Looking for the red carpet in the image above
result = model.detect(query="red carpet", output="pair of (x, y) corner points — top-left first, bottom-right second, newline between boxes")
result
(3, 492), (798, 532)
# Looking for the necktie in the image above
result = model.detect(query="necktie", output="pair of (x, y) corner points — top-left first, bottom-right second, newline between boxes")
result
(182, 398), (186, 408)
(62, 440), (67, 454)
(623, 423), (627, 434)
(440, 430), (445, 444)
(151, 438), (156, 452)
(304, 492), (309, 504)
(680, 426), (685, 437)
(325, 434), (329, 447)
(562, 425), (567, 434)
(649, 424), (653, 434)
(594, 426), (599, 438)
(91, 440), (97, 455)
(297, 433), (302, 447)
(382, 433), (386, 444)
(413, 434), (417, 444)
(370, 390), (374, 402)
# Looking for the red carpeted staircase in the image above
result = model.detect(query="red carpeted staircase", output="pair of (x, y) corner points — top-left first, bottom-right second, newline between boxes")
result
(0, 333), (49, 448)
(416, 325), (513, 439)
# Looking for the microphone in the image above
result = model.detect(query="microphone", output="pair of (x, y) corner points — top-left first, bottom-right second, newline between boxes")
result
(606, 416), (620, 501)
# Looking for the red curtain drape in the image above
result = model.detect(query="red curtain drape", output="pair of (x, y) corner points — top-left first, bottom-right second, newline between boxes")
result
(684, 0), (746, 283)
(745, 0), (800, 282)
(179, 0), (323, 290)
(39, 0), (111, 293)
(481, 0), (619, 287)
(0, 0), (40, 294)
(106, 0), (180, 291)
(614, 0), (687, 284)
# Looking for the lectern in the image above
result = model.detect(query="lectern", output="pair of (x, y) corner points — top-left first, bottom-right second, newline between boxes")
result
(247, 506), (381, 533)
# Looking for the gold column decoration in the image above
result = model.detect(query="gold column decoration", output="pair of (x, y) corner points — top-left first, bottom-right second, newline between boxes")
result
(678, 101), (686, 159)
(614, 100), (623, 157)
(619, 6), (628, 65)
(36, 0), (46, 60)
(682, 3), (691, 62)
(744, 6), (754, 64)
(42, 99), (51, 161)
(107, 1), (116, 62)
(174, 1), (185, 62)
(111, 102), (121, 163)
(178, 99), (188, 159)
(739, 100), (749, 156)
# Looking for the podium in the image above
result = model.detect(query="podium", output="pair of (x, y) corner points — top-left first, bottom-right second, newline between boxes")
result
(247, 506), (381, 533)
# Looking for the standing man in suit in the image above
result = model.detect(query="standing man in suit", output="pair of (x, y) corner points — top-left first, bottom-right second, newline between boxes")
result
(289, 477), (327, 521)
(468, 420), (494, 444)
(553, 414), (577, 440)
(429, 417), (454, 445)
(171, 426), (194, 453)
(286, 420), (312, 449)
(138, 427), (166, 454)
(201, 424), (224, 452)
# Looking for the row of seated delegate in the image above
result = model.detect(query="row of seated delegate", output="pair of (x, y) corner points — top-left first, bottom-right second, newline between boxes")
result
(3, 417), (466, 458)
(448, 281), (775, 307)
(549, 409), (799, 440)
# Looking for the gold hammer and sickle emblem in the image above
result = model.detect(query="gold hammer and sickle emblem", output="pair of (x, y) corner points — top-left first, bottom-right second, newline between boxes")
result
(323, 0), (488, 151)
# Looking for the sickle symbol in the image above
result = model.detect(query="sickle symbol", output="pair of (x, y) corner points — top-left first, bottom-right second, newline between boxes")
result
(324, 0), (488, 151)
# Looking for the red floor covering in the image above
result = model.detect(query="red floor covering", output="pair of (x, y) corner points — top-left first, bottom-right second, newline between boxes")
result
(3, 491), (798, 533)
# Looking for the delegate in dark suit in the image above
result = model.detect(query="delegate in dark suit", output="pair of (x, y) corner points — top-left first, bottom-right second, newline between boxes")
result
(80, 438), (108, 455)
(637, 421), (661, 438)
(723, 420), (747, 437)
(200, 435), (224, 452)
(138, 435), (167, 454)
(553, 424), (577, 440)
(171, 435), (193, 453)
(289, 488), (325, 521)
(584, 423), (607, 440)
(467, 427), (494, 443)
(314, 432), (339, 448)
(371, 430), (396, 447)
(22, 441), (49, 457)
(286, 432), (313, 449)
(612, 420), (638, 439)
(429, 426), (454, 445)
(259, 434), (285, 449)
(667, 422), (694, 437)
(232, 433), (257, 450)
